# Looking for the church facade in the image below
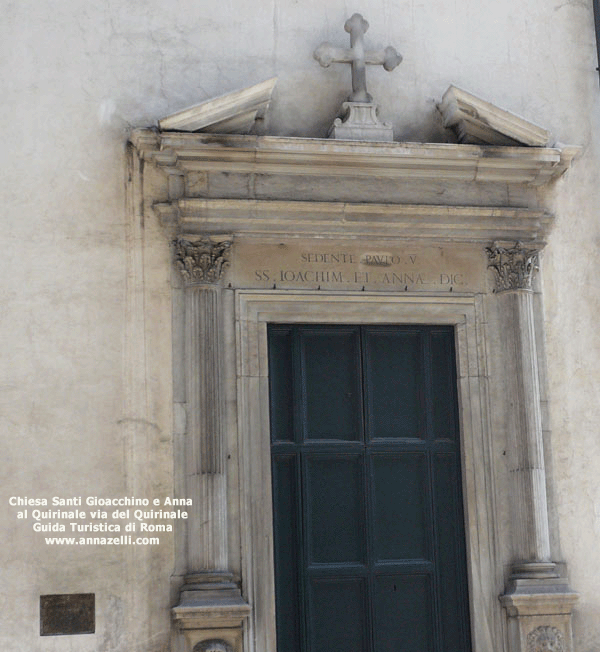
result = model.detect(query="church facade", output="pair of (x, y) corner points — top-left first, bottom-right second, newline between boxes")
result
(2, 2), (600, 652)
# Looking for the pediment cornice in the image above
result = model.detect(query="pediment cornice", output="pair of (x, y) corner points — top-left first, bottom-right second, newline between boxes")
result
(131, 129), (578, 187)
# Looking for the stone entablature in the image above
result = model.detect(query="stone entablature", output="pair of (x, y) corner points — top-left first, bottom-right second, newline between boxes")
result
(131, 129), (574, 249)
(131, 130), (578, 191)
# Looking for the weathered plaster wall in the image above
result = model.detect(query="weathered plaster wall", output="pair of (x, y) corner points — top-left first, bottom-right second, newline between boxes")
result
(1, 1), (599, 651)
(544, 138), (600, 648)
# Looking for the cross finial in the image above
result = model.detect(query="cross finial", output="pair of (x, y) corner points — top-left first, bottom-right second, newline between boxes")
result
(314, 13), (402, 102)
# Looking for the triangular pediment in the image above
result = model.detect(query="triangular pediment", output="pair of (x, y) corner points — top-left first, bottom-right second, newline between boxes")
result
(131, 80), (580, 249)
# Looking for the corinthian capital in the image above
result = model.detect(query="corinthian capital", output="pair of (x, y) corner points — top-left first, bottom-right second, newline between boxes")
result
(486, 241), (540, 292)
(173, 236), (232, 285)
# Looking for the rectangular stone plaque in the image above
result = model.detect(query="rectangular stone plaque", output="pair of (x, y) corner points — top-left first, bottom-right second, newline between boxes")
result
(40, 593), (95, 636)
(231, 240), (486, 293)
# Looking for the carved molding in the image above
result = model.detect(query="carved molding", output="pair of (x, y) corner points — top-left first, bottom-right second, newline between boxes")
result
(526, 626), (565, 652)
(131, 129), (579, 188)
(193, 640), (234, 652)
(486, 241), (540, 292)
(173, 237), (232, 285)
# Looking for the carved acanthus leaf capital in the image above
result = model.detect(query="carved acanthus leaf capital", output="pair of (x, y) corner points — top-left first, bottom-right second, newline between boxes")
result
(486, 241), (541, 292)
(173, 237), (232, 285)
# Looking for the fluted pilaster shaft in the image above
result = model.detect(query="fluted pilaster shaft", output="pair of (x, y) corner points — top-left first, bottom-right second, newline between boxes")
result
(173, 236), (233, 574)
(499, 289), (551, 563)
(487, 242), (552, 569)
(185, 285), (228, 571)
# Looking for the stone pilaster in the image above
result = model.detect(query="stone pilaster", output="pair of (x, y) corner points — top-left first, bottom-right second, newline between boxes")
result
(487, 242), (577, 652)
(171, 236), (250, 652)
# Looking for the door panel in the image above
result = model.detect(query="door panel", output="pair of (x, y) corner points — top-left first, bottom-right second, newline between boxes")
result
(429, 330), (459, 441)
(363, 329), (423, 440)
(305, 454), (365, 565)
(301, 328), (362, 441)
(271, 453), (302, 652)
(371, 453), (429, 562)
(269, 325), (471, 652)
(269, 329), (295, 443)
(309, 577), (368, 652)
(373, 574), (433, 652)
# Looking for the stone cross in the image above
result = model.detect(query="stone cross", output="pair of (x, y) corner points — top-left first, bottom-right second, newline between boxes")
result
(314, 13), (402, 103)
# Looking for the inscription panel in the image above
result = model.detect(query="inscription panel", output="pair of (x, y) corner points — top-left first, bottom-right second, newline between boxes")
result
(231, 241), (485, 292)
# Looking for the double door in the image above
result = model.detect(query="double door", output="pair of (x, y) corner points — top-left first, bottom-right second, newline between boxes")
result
(269, 324), (471, 652)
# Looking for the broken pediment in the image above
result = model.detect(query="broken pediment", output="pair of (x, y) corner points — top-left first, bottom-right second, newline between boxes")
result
(135, 72), (579, 219)
(439, 85), (553, 147)
(158, 78), (277, 134)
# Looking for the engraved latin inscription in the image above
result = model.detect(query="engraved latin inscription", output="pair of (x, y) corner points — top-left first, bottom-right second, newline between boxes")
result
(300, 252), (356, 263)
(233, 242), (483, 292)
(361, 253), (417, 266)
(250, 249), (466, 289)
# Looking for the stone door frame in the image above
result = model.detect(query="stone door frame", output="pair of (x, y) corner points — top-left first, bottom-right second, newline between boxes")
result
(234, 289), (500, 652)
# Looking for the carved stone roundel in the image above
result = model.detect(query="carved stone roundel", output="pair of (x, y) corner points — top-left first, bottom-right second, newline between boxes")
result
(193, 639), (234, 652)
(526, 626), (565, 652)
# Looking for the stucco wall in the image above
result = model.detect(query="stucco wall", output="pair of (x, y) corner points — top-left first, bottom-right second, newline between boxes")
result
(2, 1), (600, 651)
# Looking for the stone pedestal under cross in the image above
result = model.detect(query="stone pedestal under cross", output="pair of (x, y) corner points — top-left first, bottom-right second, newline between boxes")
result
(314, 13), (402, 141)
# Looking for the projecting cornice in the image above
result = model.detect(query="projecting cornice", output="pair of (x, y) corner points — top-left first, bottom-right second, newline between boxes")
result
(130, 129), (578, 187)
(152, 199), (552, 244)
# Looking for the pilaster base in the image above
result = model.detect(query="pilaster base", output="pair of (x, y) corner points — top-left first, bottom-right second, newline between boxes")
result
(172, 572), (251, 652)
(329, 102), (394, 141)
(500, 564), (578, 652)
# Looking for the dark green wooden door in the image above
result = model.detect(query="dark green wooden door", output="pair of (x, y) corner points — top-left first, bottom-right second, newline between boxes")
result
(269, 325), (471, 652)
